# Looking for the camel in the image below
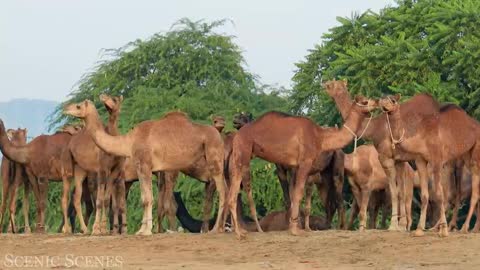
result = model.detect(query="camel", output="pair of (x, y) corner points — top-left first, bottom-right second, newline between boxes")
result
(64, 100), (227, 236)
(174, 192), (330, 232)
(0, 128), (30, 233)
(61, 94), (124, 234)
(324, 80), (441, 233)
(379, 94), (480, 237)
(344, 144), (417, 230)
(0, 119), (76, 232)
(60, 124), (84, 135)
(228, 95), (378, 238)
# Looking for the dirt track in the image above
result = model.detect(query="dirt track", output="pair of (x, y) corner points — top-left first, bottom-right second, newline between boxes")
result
(0, 230), (479, 269)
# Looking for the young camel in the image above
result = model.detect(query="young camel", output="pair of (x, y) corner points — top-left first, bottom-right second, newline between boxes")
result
(324, 80), (440, 233)
(228, 95), (378, 238)
(61, 94), (124, 234)
(0, 121), (75, 232)
(344, 144), (417, 231)
(0, 128), (30, 233)
(64, 100), (227, 235)
(380, 94), (480, 237)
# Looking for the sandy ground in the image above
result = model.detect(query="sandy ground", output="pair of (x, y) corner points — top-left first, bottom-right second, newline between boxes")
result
(0, 230), (479, 269)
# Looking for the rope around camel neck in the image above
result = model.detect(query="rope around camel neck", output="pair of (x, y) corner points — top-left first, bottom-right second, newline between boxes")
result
(385, 112), (405, 149)
(343, 113), (373, 154)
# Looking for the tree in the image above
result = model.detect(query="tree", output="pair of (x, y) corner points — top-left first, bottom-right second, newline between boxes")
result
(290, 0), (480, 125)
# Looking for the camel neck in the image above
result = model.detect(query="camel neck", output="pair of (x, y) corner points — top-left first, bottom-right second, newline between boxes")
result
(106, 112), (120, 136)
(320, 107), (368, 152)
(329, 91), (353, 120)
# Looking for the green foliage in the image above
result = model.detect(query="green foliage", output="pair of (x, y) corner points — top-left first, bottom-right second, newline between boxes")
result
(290, 0), (480, 126)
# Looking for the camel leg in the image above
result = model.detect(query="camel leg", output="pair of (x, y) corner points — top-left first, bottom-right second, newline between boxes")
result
(227, 148), (249, 239)
(164, 171), (178, 232)
(358, 189), (371, 232)
(85, 178), (96, 227)
(92, 172), (106, 235)
(304, 181), (314, 232)
(472, 203), (480, 233)
(368, 196), (379, 229)
(276, 165), (291, 210)
(118, 180), (128, 234)
(202, 181), (215, 233)
(414, 158), (429, 236)
(156, 172), (165, 233)
(36, 177), (48, 233)
(461, 165), (479, 233)
(135, 151), (154, 236)
(0, 159), (11, 232)
(333, 171), (345, 229)
(449, 163), (462, 231)
(395, 164), (407, 229)
(432, 164), (448, 237)
(404, 178), (413, 231)
(102, 173), (115, 233)
(73, 167), (89, 234)
(61, 173), (72, 234)
(289, 162), (312, 236)
(8, 166), (22, 233)
(348, 180), (361, 230)
(22, 181), (31, 233)
(379, 157), (400, 231)
(244, 172), (263, 232)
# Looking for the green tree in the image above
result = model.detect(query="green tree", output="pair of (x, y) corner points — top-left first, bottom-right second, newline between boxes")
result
(290, 0), (480, 126)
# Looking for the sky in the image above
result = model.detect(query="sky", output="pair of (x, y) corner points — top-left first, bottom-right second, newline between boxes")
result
(0, 0), (395, 102)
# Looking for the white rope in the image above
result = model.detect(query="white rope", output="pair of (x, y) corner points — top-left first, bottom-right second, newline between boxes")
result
(343, 113), (373, 154)
(385, 112), (405, 149)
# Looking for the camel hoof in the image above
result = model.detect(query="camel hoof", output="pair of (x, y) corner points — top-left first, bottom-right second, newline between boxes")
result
(235, 232), (247, 240)
(460, 226), (469, 234)
(24, 227), (31, 234)
(91, 225), (102, 235)
(358, 226), (366, 232)
(135, 230), (152, 236)
(438, 227), (449, 238)
(412, 229), (425, 237)
(388, 224), (399, 231)
(290, 227), (305, 236)
(62, 225), (72, 234)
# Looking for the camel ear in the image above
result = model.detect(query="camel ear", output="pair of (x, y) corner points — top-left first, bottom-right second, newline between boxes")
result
(393, 93), (401, 102)
(119, 95), (124, 102)
(342, 79), (348, 86)
(6, 129), (15, 138)
(84, 100), (89, 108)
(22, 128), (28, 136)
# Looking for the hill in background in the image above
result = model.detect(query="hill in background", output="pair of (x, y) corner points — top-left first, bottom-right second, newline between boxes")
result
(0, 98), (58, 140)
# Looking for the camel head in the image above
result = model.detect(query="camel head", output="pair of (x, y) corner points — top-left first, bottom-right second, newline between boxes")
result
(63, 100), (95, 119)
(379, 94), (401, 113)
(211, 115), (226, 133)
(352, 95), (378, 114)
(233, 112), (253, 130)
(61, 123), (84, 135)
(9, 128), (27, 144)
(100, 94), (123, 114)
(323, 80), (348, 98)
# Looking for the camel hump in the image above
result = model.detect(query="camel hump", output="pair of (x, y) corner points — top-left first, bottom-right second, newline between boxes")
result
(163, 111), (189, 119)
(440, 103), (462, 113)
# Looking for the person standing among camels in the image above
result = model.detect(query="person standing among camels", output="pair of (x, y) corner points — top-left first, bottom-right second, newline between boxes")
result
(64, 100), (227, 236)
(227, 92), (378, 239)
(324, 80), (440, 233)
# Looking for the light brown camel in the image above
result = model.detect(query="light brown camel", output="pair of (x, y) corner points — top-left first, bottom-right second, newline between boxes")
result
(344, 144), (417, 230)
(379, 94), (480, 237)
(61, 124), (84, 135)
(0, 128), (30, 233)
(61, 94), (124, 234)
(324, 80), (440, 232)
(0, 120), (75, 232)
(64, 100), (227, 235)
(228, 95), (378, 238)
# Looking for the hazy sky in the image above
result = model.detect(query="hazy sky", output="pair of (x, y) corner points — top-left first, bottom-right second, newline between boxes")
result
(0, 0), (394, 102)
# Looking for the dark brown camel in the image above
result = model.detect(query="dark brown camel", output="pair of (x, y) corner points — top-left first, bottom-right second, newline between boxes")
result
(324, 80), (440, 233)
(64, 100), (227, 235)
(228, 95), (378, 238)
(0, 120), (75, 232)
(0, 128), (30, 233)
(61, 94), (124, 234)
(380, 94), (480, 237)
(174, 192), (330, 232)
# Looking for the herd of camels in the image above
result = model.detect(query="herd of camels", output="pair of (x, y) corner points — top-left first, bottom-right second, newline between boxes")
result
(1, 80), (480, 240)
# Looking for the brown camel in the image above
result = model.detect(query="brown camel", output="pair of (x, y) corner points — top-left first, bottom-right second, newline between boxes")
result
(0, 120), (75, 232)
(379, 94), (480, 237)
(61, 124), (84, 135)
(0, 128), (30, 233)
(344, 144), (417, 230)
(324, 80), (440, 232)
(228, 95), (378, 238)
(61, 94), (124, 234)
(64, 101), (227, 235)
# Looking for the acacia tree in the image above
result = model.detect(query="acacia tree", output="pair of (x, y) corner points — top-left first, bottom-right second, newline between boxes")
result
(291, 0), (480, 125)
